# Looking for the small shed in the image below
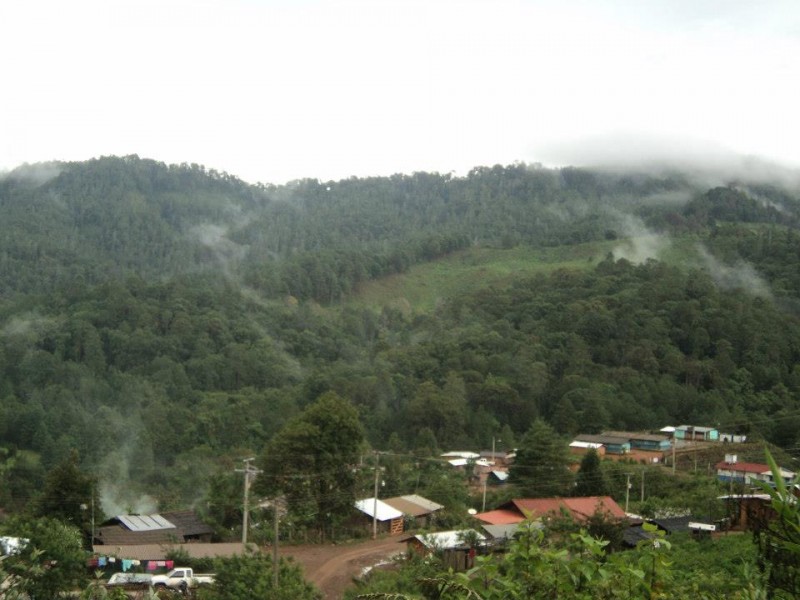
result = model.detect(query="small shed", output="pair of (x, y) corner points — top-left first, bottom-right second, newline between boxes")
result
(718, 494), (775, 532)
(402, 529), (486, 571)
(354, 498), (404, 536)
(383, 495), (444, 529)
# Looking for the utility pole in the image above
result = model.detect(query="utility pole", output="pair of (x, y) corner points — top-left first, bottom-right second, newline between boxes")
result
(372, 451), (380, 540)
(273, 496), (282, 588)
(236, 457), (261, 545)
(672, 438), (676, 475)
(493, 436), (503, 463)
(91, 488), (95, 545)
(640, 469), (645, 502)
(624, 472), (632, 513)
(484, 436), (499, 513)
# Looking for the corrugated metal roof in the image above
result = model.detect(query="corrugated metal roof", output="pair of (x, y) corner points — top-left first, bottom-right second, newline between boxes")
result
(160, 510), (214, 536)
(440, 451), (481, 459)
(651, 516), (695, 533)
(355, 498), (403, 521)
(490, 470), (509, 482)
(407, 529), (485, 550)
(677, 425), (717, 432)
(478, 496), (627, 525)
(401, 494), (444, 512)
(383, 497), (429, 517)
(623, 525), (654, 547)
(574, 434), (630, 446)
(603, 431), (669, 443)
(383, 495), (444, 517)
(117, 514), (176, 532)
(479, 451), (508, 459)
(715, 461), (777, 474)
(96, 526), (179, 546)
(474, 509), (525, 525)
(717, 494), (772, 500)
(570, 441), (603, 449)
(481, 523), (523, 539)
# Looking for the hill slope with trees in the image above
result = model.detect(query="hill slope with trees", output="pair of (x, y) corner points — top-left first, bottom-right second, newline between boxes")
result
(1, 155), (799, 521)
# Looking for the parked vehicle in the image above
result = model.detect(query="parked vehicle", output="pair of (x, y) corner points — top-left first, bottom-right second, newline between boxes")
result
(151, 567), (215, 591)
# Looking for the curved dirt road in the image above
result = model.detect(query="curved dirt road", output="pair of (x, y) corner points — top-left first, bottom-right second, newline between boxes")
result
(279, 537), (405, 600)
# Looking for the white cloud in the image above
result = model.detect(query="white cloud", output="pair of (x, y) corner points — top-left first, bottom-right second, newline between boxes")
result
(696, 245), (773, 300)
(612, 215), (671, 264)
(2, 0), (799, 184)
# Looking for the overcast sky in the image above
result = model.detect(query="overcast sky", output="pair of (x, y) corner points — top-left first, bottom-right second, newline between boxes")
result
(1, 0), (799, 184)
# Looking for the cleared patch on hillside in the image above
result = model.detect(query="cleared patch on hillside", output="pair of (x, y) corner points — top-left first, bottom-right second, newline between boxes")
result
(347, 243), (615, 313)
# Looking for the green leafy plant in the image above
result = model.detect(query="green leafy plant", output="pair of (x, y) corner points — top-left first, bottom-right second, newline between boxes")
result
(751, 448), (800, 598)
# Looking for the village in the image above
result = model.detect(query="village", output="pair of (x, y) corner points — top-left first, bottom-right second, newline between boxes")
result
(80, 422), (794, 588)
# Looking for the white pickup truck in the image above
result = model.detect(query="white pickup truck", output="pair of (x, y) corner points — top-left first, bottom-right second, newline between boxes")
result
(151, 567), (215, 591)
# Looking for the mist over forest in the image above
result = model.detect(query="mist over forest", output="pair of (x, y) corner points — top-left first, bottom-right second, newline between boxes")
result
(1, 154), (800, 517)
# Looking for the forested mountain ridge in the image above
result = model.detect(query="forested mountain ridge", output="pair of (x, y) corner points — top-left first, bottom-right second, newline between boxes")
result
(7, 155), (796, 301)
(1, 155), (800, 516)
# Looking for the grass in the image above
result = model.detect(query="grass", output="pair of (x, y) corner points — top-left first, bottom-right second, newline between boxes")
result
(342, 233), (713, 315)
(346, 242), (616, 314)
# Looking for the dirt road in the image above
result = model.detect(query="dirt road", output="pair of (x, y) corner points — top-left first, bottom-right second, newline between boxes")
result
(278, 537), (405, 600)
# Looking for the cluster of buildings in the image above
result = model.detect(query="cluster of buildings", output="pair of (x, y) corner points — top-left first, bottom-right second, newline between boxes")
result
(570, 431), (671, 464)
(441, 450), (513, 487)
(568, 424), (749, 466)
(82, 427), (792, 579)
(90, 510), (252, 566)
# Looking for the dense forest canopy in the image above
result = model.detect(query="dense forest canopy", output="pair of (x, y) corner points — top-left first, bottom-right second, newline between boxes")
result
(1, 155), (799, 516)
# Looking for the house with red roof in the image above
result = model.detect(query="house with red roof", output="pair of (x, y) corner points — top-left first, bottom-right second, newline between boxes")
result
(474, 496), (627, 526)
(715, 457), (795, 486)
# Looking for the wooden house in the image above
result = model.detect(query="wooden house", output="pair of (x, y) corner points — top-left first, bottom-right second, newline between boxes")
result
(383, 494), (444, 529)
(402, 529), (485, 571)
(94, 511), (213, 547)
(354, 498), (404, 536)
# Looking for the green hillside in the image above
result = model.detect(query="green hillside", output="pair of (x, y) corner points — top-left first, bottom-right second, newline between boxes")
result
(1, 155), (800, 526)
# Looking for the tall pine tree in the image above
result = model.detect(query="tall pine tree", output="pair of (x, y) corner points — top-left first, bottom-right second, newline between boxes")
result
(510, 420), (573, 497)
